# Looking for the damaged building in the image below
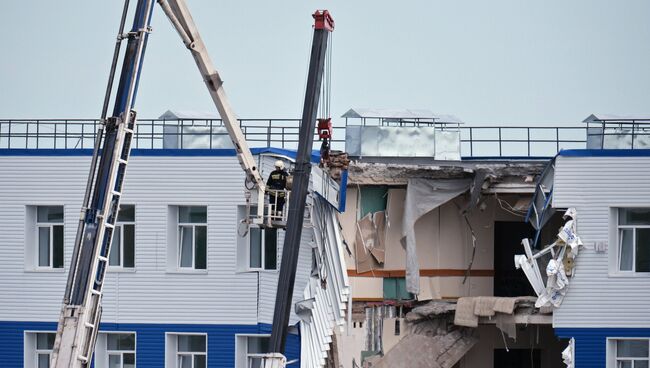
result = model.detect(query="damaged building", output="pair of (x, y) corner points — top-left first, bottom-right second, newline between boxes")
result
(334, 109), (576, 368)
(0, 110), (644, 367)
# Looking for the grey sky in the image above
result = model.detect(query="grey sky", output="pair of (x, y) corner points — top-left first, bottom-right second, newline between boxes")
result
(1, 0), (649, 125)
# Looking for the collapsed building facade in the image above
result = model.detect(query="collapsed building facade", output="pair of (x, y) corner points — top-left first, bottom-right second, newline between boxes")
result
(334, 109), (570, 368)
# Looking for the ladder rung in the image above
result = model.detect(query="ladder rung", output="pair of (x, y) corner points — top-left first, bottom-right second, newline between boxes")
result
(124, 128), (134, 134)
(91, 289), (102, 296)
(104, 222), (114, 229)
(118, 158), (128, 165)
(78, 355), (89, 363)
(98, 255), (108, 262)
(84, 321), (95, 329)
(112, 190), (122, 196)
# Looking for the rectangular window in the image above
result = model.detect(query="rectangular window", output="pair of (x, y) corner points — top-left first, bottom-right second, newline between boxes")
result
(236, 335), (270, 368)
(110, 205), (135, 269)
(178, 206), (207, 270)
(358, 186), (388, 218)
(106, 333), (136, 368)
(383, 278), (413, 300)
(613, 339), (650, 367)
(36, 333), (55, 368)
(36, 206), (64, 269)
(177, 334), (206, 368)
(617, 209), (650, 273)
(249, 228), (277, 270)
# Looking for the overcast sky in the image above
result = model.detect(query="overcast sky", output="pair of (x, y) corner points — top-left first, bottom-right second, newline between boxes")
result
(1, 0), (649, 125)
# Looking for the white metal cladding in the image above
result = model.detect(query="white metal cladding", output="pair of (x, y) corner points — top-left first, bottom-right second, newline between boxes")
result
(553, 155), (650, 328)
(0, 154), (312, 325)
(300, 197), (350, 368)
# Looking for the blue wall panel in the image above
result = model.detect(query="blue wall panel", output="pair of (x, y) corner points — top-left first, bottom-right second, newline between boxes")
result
(556, 327), (650, 368)
(0, 321), (300, 368)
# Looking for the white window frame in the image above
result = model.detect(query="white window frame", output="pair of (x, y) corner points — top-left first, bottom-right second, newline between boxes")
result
(109, 205), (136, 270)
(607, 338), (650, 368)
(247, 227), (278, 271)
(24, 331), (56, 368)
(35, 206), (64, 270)
(611, 207), (650, 276)
(165, 333), (207, 368)
(177, 206), (207, 271)
(96, 332), (137, 368)
(235, 334), (271, 368)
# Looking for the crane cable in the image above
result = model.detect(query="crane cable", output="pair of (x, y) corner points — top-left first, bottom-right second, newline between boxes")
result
(320, 32), (333, 120)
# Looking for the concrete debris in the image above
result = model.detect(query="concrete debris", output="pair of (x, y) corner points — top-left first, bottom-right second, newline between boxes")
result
(406, 301), (456, 322)
(370, 330), (477, 368)
(347, 161), (546, 186)
(327, 151), (350, 180)
(453, 296), (539, 328)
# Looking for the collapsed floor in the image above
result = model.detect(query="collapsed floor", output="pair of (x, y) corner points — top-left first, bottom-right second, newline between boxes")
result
(327, 159), (570, 367)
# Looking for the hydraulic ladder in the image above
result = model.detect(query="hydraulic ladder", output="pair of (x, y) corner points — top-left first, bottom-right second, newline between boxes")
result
(51, 0), (271, 366)
(50, 0), (154, 366)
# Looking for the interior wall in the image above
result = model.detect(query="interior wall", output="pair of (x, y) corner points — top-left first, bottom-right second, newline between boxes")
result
(340, 185), (533, 299)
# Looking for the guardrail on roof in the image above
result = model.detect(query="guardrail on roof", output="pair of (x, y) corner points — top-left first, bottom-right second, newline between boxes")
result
(0, 118), (612, 158)
(0, 119), (347, 151)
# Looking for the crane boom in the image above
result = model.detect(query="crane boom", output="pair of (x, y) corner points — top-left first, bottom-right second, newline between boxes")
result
(269, 9), (334, 356)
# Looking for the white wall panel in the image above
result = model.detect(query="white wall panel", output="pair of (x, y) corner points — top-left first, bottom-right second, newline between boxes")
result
(553, 155), (650, 328)
(0, 154), (312, 326)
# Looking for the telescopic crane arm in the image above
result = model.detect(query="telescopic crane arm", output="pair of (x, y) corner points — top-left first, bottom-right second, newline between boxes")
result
(268, 9), (334, 359)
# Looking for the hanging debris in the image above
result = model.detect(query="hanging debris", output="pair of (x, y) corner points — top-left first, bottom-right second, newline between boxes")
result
(562, 338), (575, 368)
(515, 208), (582, 309)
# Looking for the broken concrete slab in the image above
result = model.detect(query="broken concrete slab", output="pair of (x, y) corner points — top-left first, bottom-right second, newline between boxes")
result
(406, 301), (456, 322)
(371, 330), (477, 368)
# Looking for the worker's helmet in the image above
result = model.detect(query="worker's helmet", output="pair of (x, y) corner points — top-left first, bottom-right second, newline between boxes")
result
(275, 160), (285, 170)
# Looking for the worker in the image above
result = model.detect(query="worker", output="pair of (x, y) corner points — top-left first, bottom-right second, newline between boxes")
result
(267, 160), (289, 215)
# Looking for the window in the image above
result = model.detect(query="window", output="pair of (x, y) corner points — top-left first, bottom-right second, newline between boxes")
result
(612, 339), (650, 368)
(235, 335), (270, 368)
(24, 332), (55, 368)
(110, 205), (135, 269)
(383, 278), (413, 300)
(249, 228), (277, 270)
(617, 208), (650, 272)
(165, 333), (207, 368)
(36, 333), (55, 368)
(96, 333), (136, 368)
(107, 333), (136, 368)
(358, 186), (388, 218)
(36, 206), (64, 269)
(178, 206), (207, 270)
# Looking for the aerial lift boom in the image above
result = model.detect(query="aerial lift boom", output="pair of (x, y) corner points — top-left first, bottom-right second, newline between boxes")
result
(51, 0), (268, 366)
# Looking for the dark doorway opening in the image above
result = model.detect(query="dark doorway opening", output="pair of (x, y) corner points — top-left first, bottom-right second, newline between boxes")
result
(494, 349), (541, 368)
(494, 221), (536, 297)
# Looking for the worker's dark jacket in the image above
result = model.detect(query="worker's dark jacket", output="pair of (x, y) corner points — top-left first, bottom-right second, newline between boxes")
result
(267, 169), (288, 192)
